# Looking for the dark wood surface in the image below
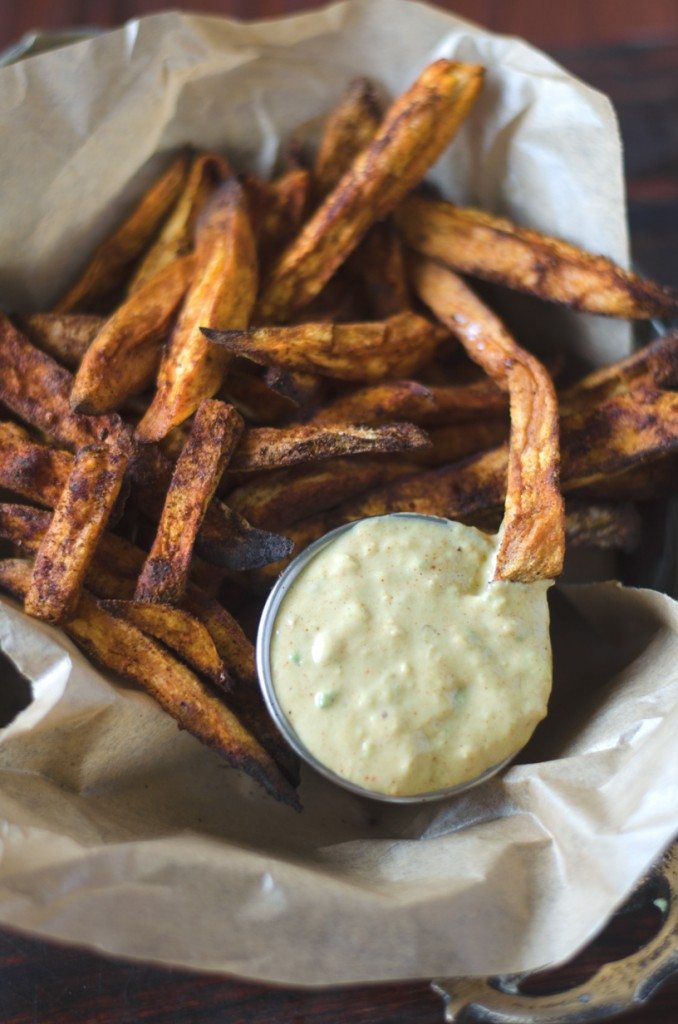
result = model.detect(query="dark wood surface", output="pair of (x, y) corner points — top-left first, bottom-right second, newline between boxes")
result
(0, 3), (677, 1022)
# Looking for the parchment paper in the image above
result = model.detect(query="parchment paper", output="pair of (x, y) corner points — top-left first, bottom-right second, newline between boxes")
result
(0, 0), (675, 987)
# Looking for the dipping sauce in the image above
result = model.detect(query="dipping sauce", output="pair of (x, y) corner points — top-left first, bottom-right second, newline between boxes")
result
(269, 515), (552, 797)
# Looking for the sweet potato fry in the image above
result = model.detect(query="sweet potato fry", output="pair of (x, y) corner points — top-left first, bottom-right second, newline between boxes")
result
(0, 314), (122, 451)
(257, 60), (484, 321)
(19, 314), (104, 368)
(54, 154), (189, 313)
(313, 77), (381, 199)
(411, 255), (564, 582)
(24, 432), (131, 623)
(408, 419), (509, 466)
(101, 600), (228, 687)
(136, 180), (258, 442)
(396, 195), (678, 319)
(230, 421), (430, 472)
(244, 168), (311, 266)
(562, 331), (678, 407)
(349, 222), (411, 318)
(204, 311), (448, 383)
(0, 558), (298, 808)
(263, 367), (326, 414)
(421, 378), (507, 423)
(221, 366), (297, 424)
(135, 401), (244, 604)
(228, 457), (416, 529)
(0, 422), (72, 507)
(0, 501), (257, 686)
(71, 254), (196, 414)
(129, 152), (231, 292)
(576, 455), (677, 503)
(561, 501), (641, 552)
(128, 443), (293, 571)
(310, 380), (435, 425)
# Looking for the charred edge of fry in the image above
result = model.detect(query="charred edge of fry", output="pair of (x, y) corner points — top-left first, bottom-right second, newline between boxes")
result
(230, 422), (431, 472)
(135, 401), (244, 604)
(195, 501), (294, 570)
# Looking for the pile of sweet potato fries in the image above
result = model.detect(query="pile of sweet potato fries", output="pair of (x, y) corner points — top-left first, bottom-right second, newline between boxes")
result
(0, 60), (676, 807)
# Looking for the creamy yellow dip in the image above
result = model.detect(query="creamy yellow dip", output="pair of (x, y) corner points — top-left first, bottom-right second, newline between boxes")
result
(270, 515), (552, 797)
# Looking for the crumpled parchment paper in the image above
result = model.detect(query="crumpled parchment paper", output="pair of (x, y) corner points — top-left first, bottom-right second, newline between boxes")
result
(0, 0), (675, 987)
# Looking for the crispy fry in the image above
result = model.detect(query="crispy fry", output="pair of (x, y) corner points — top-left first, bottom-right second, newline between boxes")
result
(421, 378), (507, 423)
(0, 421), (72, 507)
(562, 331), (678, 407)
(313, 77), (381, 198)
(0, 558), (298, 808)
(204, 311), (448, 383)
(228, 457), (416, 529)
(0, 313), (122, 451)
(230, 421), (430, 472)
(101, 600), (228, 687)
(71, 254), (196, 414)
(136, 401), (244, 604)
(129, 443), (293, 571)
(310, 380), (435, 425)
(54, 154), (189, 313)
(19, 314), (104, 368)
(129, 152), (231, 292)
(257, 61), (484, 321)
(411, 255), (564, 582)
(244, 168), (311, 265)
(136, 179), (258, 442)
(396, 195), (678, 319)
(349, 221), (411, 318)
(0, 501), (257, 686)
(24, 433), (131, 623)
(408, 419), (508, 466)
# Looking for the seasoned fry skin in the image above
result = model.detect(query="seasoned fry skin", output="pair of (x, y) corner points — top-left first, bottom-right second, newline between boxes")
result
(310, 380), (435, 425)
(407, 419), (509, 466)
(411, 255), (564, 582)
(129, 152), (231, 292)
(396, 195), (678, 319)
(0, 314), (123, 451)
(20, 314), (104, 368)
(71, 254), (196, 414)
(244, 168), (311, 266)
(136, 180), (258, 443)
(0, 421), (72, 507)
(54, 154), (189, 313)
(204, 312), (448, 383)
(101, 600), (229, 688)
(0, 501), (257, 686)
(0, 559), (299, 808)
(313, 77), (381, 199)
(230, 422), (430, 472)
(257, 60), (484, 322)
(24, 432), (131, 624)
(136, 401), (244, 604)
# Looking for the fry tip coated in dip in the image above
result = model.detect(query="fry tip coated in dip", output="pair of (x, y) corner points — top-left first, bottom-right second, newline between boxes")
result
(261, 514), (553, 799)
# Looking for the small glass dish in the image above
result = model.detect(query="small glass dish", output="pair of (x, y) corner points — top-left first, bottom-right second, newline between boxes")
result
(256, 513), (516, 804)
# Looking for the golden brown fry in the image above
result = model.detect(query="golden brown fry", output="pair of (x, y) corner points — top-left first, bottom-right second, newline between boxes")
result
(136, 180), (258, 442)
(411, 255), (564, 582)
(313, 77), (381, 198)
(204, 311), (448, 383)
(19, 314), (104, 368)
(0, 314), (123, 451)
(129, 152), (231, 292)
(244, 168), (311, 265)
(0, 501), (257, 686)
(396, 195), (678, 319)
(422, 378), (507, 423)
(228, 457), (417, 529)
(310, 380), (435, 425)
(71, 254), (196, 414)
(136, 401), (244, 604)
(54, 154), (189, 313)
(24, 433), (131, 623)
(408, 419), (508, 466)
(349, 221), (411, 318)
(230, 421), (430, 472)
(0, 421), (72, 507)
(257, 60), (484, 321)
(101, 600), (228, 687)
(0, 558), (298, 808)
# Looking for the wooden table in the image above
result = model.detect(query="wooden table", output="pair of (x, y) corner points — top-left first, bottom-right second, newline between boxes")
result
(0, 3), (676, 1022)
